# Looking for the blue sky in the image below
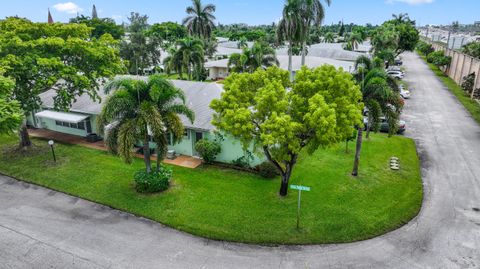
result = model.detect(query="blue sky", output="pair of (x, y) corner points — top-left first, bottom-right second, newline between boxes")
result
(2, 0), (479, 26)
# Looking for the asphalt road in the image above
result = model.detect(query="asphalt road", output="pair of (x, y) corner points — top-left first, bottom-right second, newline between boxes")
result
(1, 52), (480, 268)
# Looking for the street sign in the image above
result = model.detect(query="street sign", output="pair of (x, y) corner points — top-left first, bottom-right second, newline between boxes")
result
(290, 184), (311, 229)
(290, 185), (311, 192)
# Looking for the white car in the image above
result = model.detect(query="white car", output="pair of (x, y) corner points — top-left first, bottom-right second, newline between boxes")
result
(400, 89), (411, 99)
(387, 70), (404, 80)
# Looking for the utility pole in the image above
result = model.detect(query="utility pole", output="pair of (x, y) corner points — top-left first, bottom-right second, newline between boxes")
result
(446, 31), (451, 49)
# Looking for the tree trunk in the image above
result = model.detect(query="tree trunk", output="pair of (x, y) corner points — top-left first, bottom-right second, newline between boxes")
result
(352, 127), (363, 177)
(143, 135), (151, 173)
(301, 41), (306, 66)
(279, 176), (289, 197)
(288, 42), (294, 82)
(19, 123), (32, 148)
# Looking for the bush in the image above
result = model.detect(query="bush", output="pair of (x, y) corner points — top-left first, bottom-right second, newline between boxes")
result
(461, 73), (476, 94)
(256, 161), (280, 179)
(195, 139), (221, 164)
(134, 166), (172, 193)
(427, 51), (451, 67)
(417, 41), (434, 56)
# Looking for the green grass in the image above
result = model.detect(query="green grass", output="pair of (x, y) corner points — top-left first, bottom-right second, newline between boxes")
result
(0, 134), (422, 245)
(417, 52), (480, 125)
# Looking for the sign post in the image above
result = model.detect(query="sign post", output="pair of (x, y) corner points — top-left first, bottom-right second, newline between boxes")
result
(290, 185), (311, 229)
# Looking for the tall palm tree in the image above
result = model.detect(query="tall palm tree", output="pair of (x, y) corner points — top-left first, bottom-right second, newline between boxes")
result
(97, 75), (194, 173)
(176, 37), (204, 80)
(182, 0), (216, 39)
(277, 0), (303, 81)
(298, 0), (331, 65)
(347, 32), (363, 51)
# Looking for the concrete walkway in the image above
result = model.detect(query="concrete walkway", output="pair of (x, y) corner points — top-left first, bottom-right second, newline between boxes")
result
(1, 52), (480, 268)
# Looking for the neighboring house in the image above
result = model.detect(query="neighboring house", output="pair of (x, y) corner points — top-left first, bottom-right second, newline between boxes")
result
(204, 55), (355, 80)
(27, 78), (264, 166)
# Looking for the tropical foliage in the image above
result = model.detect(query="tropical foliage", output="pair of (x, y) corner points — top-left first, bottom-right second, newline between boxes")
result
(228, 41), (279, 73)
(120, 13), (162, 75)
(462, 42), (480, 59)
(211, 66), (363, 196)
(97, 75), (194, 173)
(70, 15), (125, 40)
(0, 17), (124, 148)
(182, 0), (216, 39)
(147, 22), (188, 50)
(0, 72), (23, 134)
(427, 51), (452, 68)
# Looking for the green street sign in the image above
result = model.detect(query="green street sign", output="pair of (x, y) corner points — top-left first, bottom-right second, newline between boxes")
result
(290, 185), (311, 192)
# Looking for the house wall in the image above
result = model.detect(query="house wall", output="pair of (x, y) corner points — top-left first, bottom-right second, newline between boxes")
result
(37, 117), (88, 137)
(208, 67), (229, 80)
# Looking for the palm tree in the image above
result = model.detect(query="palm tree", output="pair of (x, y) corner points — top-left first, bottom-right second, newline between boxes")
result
(163, 46), (184, 79)
(277, 0), (303, 81)
(351, 58), (402, 176)
(298, 0), (331, 65)
(228, 42), (279, 73)
(97, 75), (194, 173)
(347, 32), (363, 51)
(176, 37), (204, 80)
(323, 32), (335, 43)
(182, 0), (216, 39)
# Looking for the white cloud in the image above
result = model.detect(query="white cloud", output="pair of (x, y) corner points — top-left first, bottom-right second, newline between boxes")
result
(53, 2), (83, 14)
(386, 0), (434, 5)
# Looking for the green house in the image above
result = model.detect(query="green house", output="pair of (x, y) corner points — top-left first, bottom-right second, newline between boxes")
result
(27, 78), (264, 167)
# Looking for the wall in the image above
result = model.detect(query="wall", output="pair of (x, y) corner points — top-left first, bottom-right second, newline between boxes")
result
(430, 42), (480, 94)
(204, 132), (264, 167)
(37, 117), (88, 137)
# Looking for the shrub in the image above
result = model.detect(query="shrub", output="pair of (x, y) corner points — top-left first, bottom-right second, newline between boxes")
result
(461, 73), (476, 94)
(427, 51), (451, 67)
(257, 161), (280, 179)
(417, 41), (434, 56)
(231, 151), (254, 168)
(195, 139), (222, 164)
(134, 166), (172, 193)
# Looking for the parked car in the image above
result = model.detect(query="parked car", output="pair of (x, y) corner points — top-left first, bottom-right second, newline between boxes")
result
(363, 116), (406, 134)
(400, 89), (411, 99)
(387, 70), (404, 80)
(394, 58), (403, 66)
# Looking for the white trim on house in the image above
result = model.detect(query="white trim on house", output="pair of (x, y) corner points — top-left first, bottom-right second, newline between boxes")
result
(35, 110), (89, 123)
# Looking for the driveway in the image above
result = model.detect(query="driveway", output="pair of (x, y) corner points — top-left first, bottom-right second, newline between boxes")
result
(1, 52), (480, 268)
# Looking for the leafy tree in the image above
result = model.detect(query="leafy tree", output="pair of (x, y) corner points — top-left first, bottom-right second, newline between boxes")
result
(0, 17), (124, 148)
(70, 15), (125, 40)
(211, 66), (363, 196)
(97, 75), (194, 173)
(163, 46), (184, 78)
(417, 41), (434, 56)
(182, 0), (216, 39)
(120, 13), (161, 75)
(228, 41), (278, 73)
(202, 38), (218, 58)
(0, 72), (23, 134)
(345, 32), (363, 51)
(147, 22), (188, 50)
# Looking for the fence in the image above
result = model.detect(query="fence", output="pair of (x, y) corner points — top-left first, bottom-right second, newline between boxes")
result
(429, 42), (480, 96)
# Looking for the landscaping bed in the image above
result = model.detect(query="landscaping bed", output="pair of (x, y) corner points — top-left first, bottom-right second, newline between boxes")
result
(0, 134), (423, 245)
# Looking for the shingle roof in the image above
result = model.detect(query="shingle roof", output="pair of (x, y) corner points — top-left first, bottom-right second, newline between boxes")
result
(204, 55), (355, 72)
(39, 78), (224, 131)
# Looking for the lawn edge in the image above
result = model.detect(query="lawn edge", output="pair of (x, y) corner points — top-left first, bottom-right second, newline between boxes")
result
(0, 134), (423, 246)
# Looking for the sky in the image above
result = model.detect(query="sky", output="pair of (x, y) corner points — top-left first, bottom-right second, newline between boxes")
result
(1, 0), (479, 26)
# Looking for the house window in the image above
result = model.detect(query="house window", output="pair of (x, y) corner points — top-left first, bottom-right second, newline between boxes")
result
(55, 120), (86, 130)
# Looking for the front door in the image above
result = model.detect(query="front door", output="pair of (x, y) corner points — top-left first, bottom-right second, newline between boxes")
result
(193, 131), (203, 156)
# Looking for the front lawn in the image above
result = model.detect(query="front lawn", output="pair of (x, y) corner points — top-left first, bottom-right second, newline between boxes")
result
(0, 134), (422, 244)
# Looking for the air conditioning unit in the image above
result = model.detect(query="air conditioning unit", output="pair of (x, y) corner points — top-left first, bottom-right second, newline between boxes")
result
(167, 150), (176, 160)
